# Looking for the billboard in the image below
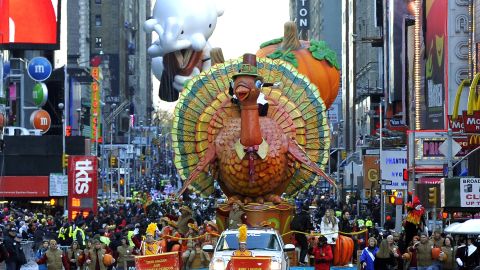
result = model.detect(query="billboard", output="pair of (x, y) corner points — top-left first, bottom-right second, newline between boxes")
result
(0, 176), (48, 197)
(423, 0), (447, 129)
(363, 155), (379, 189)
(441, 177), (480, 209)
(67, 156), (98, 221)
(389, 0), (416, 102)
(381, 150), (408, 189)
(447, 1), (469, 117)
(0, 0), (61, 49)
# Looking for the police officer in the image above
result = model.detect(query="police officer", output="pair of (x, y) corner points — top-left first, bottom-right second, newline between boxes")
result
(3, 227), (26, 270)
(74, 221), (87, 250)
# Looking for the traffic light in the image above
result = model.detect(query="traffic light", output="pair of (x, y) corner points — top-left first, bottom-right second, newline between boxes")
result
(389, 195), (396, 204)
(428, 187), (437, 205)
(110, 156), (117, 167)
(62, 153), (69, 168)
(65, 125), (72, 136)
(120, 178), (124, 186)
(50, 198), (56, 206)
(403, 168), (409, 181)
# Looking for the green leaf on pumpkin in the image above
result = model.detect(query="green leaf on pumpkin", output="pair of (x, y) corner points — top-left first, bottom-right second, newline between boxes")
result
(308, 39), (340, 70)
(267, 48), (298, 68)
(259, 37), (284, 48)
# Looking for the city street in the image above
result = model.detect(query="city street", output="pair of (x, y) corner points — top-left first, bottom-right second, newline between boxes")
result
(1, 0), (480, 270)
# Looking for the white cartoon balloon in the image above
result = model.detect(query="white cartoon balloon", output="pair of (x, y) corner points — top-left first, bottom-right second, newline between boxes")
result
(144, 0), (223, 101)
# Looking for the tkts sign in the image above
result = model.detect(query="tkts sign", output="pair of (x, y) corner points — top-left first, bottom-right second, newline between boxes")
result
(67, 156), (98, 221)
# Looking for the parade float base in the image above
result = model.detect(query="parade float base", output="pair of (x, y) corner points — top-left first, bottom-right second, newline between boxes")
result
(216, 202), (295, 241)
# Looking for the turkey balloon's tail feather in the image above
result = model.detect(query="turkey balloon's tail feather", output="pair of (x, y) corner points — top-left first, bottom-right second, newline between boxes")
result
(176, 145), (217, 198)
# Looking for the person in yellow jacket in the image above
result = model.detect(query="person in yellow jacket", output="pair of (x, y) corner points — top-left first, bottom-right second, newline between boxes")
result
(73, 221), (86, 249)
(232, 225), (251, 257)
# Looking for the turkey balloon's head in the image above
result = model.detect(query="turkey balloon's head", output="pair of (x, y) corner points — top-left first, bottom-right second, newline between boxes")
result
(232, 54), (263, 105)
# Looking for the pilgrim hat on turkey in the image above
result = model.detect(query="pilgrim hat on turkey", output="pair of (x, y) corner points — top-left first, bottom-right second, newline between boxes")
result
(232, 54), (263, 81)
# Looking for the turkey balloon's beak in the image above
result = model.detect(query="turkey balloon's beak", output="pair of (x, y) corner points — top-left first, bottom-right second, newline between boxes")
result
(235, 84), (250, 102)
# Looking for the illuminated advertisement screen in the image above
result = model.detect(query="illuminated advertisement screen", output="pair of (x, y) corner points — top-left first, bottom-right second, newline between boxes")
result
(0, 0), (61, 49)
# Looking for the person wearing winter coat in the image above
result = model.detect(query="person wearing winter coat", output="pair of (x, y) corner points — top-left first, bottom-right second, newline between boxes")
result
(456, 235), (480, 270)
(440, 236), (457, 270)
(4, 227), (26, 270)
(290, 204), (313, 266)
(312, 236), (333, 270)
(36, 240), (49, 270)
(66, 241), (85, 270)
(360, 238), (379, 270)
(320, 209), (338, 245)
(374, 235), (400, 270)
(36, 239), (70, 270)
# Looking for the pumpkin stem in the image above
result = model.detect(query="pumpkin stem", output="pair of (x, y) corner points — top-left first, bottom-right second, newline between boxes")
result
(281, 22), (301, 50)
(210, 47), (225, 65)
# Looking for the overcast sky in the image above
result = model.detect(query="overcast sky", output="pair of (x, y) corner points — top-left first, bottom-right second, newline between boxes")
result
(153, 0), (290, 112)
(209, 0), (290, 59)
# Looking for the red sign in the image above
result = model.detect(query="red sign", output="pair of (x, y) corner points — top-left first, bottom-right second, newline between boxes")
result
(134, 252), (181, 270)
(419, 177), (442, 184)
(468, 135), (480, 150)
(0, 176), (48, 197)
(463, 111), (480, 133)
(227, 256), (271, 270)
(0, 0), (60, 49)
(68, 156), (98, 221)
(448, 115), (464, 133)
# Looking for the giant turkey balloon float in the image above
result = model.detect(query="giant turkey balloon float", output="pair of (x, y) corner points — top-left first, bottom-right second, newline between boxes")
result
(144, 0), (348, 266)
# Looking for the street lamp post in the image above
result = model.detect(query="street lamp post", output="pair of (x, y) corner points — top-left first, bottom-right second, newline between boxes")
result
(59, 103), (66, 175)
(379, 98), (385, 227)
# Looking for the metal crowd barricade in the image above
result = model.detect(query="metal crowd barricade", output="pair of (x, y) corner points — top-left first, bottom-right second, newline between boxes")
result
(19, 240), (37, 270)
(59, 245), (70, 254)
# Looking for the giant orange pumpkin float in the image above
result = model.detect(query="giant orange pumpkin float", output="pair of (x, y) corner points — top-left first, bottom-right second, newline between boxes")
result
(333, 235), (354, 266)
(256, 22), (340, 108)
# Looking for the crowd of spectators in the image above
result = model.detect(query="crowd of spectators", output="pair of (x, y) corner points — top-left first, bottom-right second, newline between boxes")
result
(0, 183), (478, 270)
(0, 187), (219, 270)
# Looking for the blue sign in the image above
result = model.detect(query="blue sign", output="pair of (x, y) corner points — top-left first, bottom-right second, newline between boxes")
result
(2, 61), (10, 79)
(27, 57), (52, 82)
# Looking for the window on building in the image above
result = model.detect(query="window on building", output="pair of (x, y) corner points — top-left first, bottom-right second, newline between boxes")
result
(95, 15), (102, 26)
(95, 37), (102, 48)
(95, 0), (101, 4)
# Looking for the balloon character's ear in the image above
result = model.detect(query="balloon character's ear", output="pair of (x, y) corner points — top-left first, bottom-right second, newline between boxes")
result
(228, 80), (234, 96)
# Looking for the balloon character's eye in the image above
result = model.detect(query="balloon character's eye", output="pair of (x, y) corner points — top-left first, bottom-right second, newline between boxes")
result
(255, 80), (263, 89)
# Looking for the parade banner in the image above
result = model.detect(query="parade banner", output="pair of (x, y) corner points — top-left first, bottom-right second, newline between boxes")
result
(67, 156), (98, 221)
(134, 252), (180, 270)
(228, 256), (271, 270)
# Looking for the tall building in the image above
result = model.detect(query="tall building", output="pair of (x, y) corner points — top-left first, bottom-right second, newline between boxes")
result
(289, 0), (343, 182)
(67, 0), (151, 143)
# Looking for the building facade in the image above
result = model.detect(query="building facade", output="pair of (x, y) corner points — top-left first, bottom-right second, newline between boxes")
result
(68, 0), (152, 143)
